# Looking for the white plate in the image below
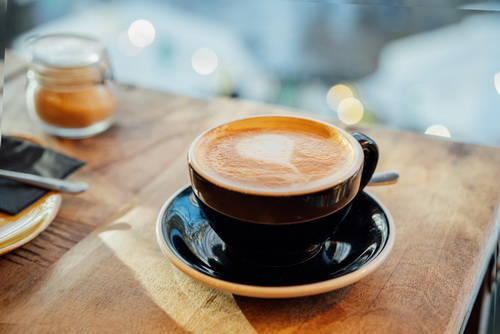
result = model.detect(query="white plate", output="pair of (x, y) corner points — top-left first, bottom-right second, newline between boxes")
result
(0, 192), (61, 255)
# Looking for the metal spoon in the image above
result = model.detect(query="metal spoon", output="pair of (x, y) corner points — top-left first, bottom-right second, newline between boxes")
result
(368, 170), (399, 186)
(0, 169), (88, 194)
(0, 169), (397, 195)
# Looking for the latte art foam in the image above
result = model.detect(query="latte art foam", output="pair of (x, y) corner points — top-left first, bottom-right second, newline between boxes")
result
(195, 124), (355, 193)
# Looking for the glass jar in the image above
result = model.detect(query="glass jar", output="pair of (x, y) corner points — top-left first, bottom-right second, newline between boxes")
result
(26, 34), (117, 138)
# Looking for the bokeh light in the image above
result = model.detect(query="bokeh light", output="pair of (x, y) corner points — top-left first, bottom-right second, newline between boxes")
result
(337, 97), (364, 125)
(425, 124), (451, 138)
(326, 84), (353, 111)
(191, 48), (218, 75)
(128, 19), (156, 48)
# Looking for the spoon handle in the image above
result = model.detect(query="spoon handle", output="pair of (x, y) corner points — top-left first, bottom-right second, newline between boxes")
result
(0, 168), (395, 193)
(0, 169), (88, 194)
(368, 171), (399, 186)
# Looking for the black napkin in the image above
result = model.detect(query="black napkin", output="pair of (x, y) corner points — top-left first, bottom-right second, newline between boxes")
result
(0, 136), (85, 215)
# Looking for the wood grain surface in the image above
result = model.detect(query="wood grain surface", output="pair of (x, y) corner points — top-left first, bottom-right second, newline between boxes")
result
(1, 53), (499, 333)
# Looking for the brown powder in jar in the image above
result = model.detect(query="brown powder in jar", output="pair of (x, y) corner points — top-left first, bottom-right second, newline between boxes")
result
(34, 84), (116, 128)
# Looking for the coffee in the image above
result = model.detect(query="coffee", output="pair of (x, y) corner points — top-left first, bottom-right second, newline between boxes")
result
(188, 115), (379, 265)
(193, 117), (355, 194)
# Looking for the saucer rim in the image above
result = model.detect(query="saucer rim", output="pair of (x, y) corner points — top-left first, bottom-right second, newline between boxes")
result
(0, 192), (62, 255)
(156, 185), (395, 299)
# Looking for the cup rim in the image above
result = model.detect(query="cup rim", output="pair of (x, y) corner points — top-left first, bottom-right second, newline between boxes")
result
(188, 114), (364, 196)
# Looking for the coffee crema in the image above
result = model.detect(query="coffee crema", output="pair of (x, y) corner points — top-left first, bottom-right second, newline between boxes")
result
(193, 117), (356, 194)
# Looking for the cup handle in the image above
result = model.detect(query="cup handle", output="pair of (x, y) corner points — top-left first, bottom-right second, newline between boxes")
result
(352, 132), (379, 192)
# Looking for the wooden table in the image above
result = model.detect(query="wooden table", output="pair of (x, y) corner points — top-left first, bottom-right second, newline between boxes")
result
(1, 51), (500, 333)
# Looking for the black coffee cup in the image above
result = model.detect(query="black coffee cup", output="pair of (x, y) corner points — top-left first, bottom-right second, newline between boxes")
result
(188, 115), (378, 266)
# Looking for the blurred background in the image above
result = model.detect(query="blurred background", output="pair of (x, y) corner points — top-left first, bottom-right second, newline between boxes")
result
(1, 1), (500, 332)
(3, 0), (500, 147)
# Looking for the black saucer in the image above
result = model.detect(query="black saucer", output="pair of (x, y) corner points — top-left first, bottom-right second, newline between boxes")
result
(156, 185), (395, 298)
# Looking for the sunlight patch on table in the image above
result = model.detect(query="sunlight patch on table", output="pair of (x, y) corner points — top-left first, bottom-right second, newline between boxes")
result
(97, 206), (257, 333)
